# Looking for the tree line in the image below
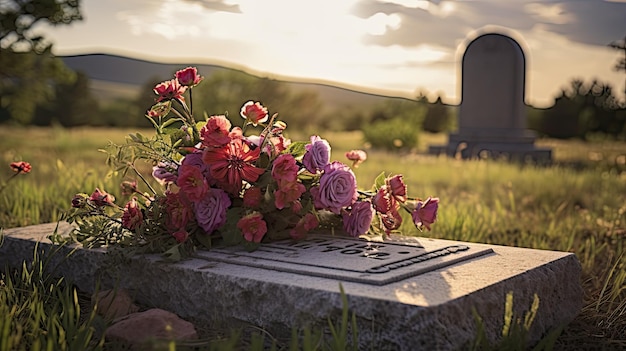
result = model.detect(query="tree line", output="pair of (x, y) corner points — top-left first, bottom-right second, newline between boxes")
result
(1, 0), (625, 144)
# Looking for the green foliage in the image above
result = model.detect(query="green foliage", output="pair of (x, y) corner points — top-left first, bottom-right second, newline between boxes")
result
(362, 117), (420, 150)
(191, 70), (324, 132)
(362, 98), (424, 150)
(529, 79), (626, 140)
(0, 49), (77, 125)
(0, 244), (105, 351)
(0, 0), (82, 53)
(468, 292), (556, 351)
(34, 71), (100, 126)
(419, 95), (457, 133)
(1, 128), (626, 349)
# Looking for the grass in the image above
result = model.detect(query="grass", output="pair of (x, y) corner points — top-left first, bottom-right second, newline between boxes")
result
(1, 126), (625, 349)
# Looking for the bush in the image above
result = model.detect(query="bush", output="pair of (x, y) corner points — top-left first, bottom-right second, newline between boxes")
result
(362, 117), (419, 150)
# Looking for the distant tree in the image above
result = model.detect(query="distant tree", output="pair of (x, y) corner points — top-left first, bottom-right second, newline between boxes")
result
(34, 71), (99, 126)
(420, 95), (455, 133)
(0, 48), (76, 124)
(535, 79), (625, 139)
(608, 35), (626, 102)
(0, 0), (83, 125)
(1, 0), (82, 53)
(192, 70), (322, 131)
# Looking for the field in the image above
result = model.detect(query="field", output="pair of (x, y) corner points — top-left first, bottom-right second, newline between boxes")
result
(1, 126), (625, 349)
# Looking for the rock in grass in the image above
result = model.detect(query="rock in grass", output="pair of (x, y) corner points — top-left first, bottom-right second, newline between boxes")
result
(105, 308), (198, 347)
(92, 289), (140, 320)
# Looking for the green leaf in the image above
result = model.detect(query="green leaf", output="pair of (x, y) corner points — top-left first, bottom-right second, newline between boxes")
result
(372, 171), (387, 191)
(195, 120), (206, 130)
(163, 244), (182, 262)
(195, 232), (213, 250)
(287, 141), (307, 158)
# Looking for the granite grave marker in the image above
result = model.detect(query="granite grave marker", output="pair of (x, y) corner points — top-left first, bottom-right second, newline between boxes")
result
(429, 32), (552, 161)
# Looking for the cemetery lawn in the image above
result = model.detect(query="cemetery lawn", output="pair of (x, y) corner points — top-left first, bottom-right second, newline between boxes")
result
(1, 126), (625, 349)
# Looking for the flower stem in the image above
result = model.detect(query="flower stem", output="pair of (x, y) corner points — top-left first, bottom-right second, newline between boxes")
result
(129, 162), (158, 196)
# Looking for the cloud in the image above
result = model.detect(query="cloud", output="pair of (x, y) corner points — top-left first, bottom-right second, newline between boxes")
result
(352, 0), (625, 50)
(116, 0), (242, 40)
(526, 0), (626, 46)
(181, 0), (242, 13)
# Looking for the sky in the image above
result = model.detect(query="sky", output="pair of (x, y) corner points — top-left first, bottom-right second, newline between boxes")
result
(39, 0), (626, 108)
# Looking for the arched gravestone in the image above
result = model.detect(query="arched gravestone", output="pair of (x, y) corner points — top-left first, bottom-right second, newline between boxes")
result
(429, 33), (551, 162)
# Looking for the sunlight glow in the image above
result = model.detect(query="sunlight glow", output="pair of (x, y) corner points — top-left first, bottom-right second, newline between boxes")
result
(383, 0), (455, 17)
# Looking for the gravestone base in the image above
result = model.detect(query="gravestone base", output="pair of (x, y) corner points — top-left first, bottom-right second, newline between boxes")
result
(429, 129), (552, 162)
(0, 222), (582, 350)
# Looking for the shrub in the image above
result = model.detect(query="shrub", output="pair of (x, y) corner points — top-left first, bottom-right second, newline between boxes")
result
(362, 117), (419, 150)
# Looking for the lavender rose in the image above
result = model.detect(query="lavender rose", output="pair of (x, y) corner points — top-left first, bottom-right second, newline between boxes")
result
(302, 135), (331, 173)
(152, 161), (178, 185)
(311, 162), (358, 214)
(194, 188), (231, 234)
(342, 201), (374, 237)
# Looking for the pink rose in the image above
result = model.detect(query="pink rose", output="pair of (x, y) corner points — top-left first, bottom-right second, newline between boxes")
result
(201, 115), (232, 147)
(172, 229), (190, 243)
(411, 197), (439, 231)
(381, 210), (403, 235)
(121, 197), (143, 230)
(372, 185), (395, 213)
(243, 186), (263, 208)
(194, 188), (231, 234)
(310, 162), (357, 214)
(175, 67), (203, 87)
(386, 175), (407, 202)
(302, 135), (331, 173)
(182, 152), (211, 182)
(272, 153), (299, 182)
(237, 212), (267, 243)
(240, 101), (269, 126)
(120, 180), (138, 196)
(290, 200), (303, 214)
(345, 150), (367, 168)
(274, 180), (306, 210)
(153, 79), (187, 102)
(89, 188), (115, 207)
(290, 213), (319, 240)
(342, 201), (374, 237)
(10, 161), (31, 174)
(177, 164), (209, 202)
(163, 191), (193, 230)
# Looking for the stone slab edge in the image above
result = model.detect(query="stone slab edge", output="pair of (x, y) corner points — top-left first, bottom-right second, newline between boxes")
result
(0, 222), (582, 350)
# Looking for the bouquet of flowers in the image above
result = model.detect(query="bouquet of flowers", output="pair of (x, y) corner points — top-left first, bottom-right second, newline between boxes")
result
(65, 67), (439, 259)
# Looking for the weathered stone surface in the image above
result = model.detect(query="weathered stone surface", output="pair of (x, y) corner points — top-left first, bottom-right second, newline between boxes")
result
(105, 308), (198, 347)
(0, 222), (582, 350)
(93, 289), (140, 321)
(202, 235), (494, 285)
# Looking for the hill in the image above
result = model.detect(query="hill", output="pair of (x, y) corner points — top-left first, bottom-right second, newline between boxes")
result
(60, 54), (414, 109)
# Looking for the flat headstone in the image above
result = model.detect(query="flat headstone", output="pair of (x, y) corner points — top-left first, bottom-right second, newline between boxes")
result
(0, 222), (581, 350)
(201, 236), (493, 285)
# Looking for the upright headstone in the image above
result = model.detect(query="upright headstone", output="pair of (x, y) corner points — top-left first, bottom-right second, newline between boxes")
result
(429, 33), (551, 161)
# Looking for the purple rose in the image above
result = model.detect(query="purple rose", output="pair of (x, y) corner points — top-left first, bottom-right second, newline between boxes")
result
(152, 161), (178, 185)
(311, 162), (358, 214)
(342, 201), (374, 237)
(194, 188), (231, 234)
(302, 135), (331, 173)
